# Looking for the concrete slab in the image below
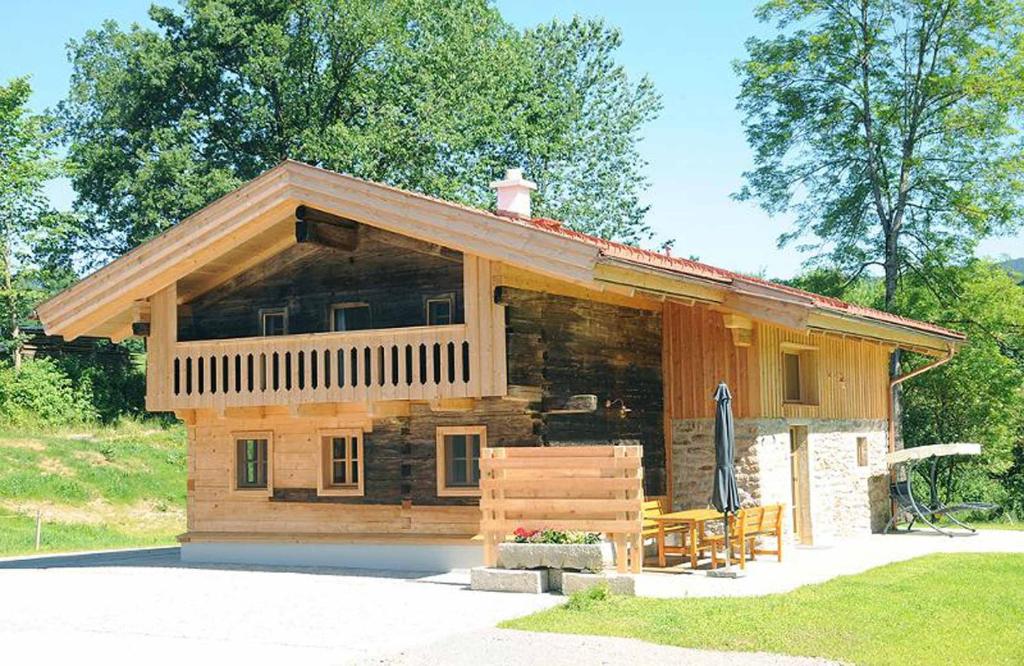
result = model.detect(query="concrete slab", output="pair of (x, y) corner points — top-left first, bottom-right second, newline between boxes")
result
(470, 566), (549, 593)
(561, 571), (635, 596)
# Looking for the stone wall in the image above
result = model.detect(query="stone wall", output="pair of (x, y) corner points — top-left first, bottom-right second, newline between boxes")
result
(672, 418), (888, 543)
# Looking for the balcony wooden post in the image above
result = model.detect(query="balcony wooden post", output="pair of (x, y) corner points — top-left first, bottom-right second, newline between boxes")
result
(146, 283), (177, 411)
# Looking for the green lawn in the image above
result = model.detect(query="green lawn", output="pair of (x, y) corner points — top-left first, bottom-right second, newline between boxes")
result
(503, 553), (1024, 665)
(0, 420), (186, 556)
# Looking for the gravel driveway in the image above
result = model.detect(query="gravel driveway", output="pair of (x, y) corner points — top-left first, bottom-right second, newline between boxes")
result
(0, 547), (825, 665)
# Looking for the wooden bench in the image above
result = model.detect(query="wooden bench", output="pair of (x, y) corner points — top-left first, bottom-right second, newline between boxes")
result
(703, 503), (785, 570)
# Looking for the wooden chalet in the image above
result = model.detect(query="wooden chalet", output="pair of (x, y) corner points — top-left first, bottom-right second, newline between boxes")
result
(37, 161), (964, 570)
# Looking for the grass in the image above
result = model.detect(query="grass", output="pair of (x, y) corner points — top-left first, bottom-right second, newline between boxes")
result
(503, 553), (1024, 665)
(0, 420), (186, 557)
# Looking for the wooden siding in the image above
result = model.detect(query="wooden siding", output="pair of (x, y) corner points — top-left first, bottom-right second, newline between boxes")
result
(185, 400), (539, 539)
(665, 302), (892, 421)
(664, 302), (761, 419)
(504, 288), (665, 495)
(758, 325), (891, 420)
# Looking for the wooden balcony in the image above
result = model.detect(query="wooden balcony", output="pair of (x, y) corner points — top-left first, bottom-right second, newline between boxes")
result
(148, 324), (503, 411)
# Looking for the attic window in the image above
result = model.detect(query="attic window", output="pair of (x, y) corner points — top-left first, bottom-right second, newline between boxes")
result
(781, 344), (819, 406)
(331, 303), (372, 331)
(426, 294), (454, 326)
(260, 308), (288, 336)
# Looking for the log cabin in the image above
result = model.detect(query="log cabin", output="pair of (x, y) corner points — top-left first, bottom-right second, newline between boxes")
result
(36, 161), (964, 570)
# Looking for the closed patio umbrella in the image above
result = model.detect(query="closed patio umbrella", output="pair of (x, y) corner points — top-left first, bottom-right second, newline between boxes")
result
(712, 381), (741, 570)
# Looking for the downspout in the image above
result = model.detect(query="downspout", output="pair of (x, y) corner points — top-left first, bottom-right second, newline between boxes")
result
(887, 345), (955, 455)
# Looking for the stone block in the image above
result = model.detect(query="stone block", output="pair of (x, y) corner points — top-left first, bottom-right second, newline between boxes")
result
(497, 543), (604, 572)
(470, 567), (549, 594)
(547, 568), (563, 592)
(561, 572), (635, 596)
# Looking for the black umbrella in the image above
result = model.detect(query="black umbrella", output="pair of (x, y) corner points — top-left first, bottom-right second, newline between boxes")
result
(712, 382), (741, 569)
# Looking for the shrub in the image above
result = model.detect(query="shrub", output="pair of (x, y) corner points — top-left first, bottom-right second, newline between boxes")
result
(565, 584), (610, 611)
(0, 358), (98, 426)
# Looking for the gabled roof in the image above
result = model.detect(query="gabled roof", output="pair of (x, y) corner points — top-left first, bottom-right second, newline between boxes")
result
(37, 160), (963, 351)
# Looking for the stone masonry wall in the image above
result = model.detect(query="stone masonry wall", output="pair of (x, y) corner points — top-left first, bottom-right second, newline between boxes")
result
(672, 418), (889, 543)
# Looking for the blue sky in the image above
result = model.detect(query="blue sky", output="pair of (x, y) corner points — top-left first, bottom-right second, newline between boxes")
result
(2, 1), (1021, 277)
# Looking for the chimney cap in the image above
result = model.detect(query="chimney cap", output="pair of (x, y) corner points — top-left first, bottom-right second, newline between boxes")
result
(489, 167), (537, 191)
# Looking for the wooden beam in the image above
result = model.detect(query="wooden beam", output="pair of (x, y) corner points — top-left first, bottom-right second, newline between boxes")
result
(541, 394), (598, 414)
(295, 206), (360, 251)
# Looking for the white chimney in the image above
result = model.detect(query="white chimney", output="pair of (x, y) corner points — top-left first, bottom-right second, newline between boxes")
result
(490, 167), (537, 218)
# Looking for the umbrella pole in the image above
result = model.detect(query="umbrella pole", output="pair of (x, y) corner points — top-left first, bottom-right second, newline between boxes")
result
(723, 514), (731, 568)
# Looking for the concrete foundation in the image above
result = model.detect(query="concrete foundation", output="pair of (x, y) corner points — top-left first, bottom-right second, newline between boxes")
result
(561, 572), (636, 596)
(180, 541), (482, 572)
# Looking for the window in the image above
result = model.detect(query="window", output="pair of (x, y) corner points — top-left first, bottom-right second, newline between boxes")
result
(857, 437), (869, 467)
(783, 352), (802, 402)
(436, 426), (486, 496)
(781, 344), (819, 405)
(318, 430), (364, 496)
(233, 433), (272, 494)
(331, 303), (372, 332)
(260, 308), (288, 336)
(426, 295), (454, 326)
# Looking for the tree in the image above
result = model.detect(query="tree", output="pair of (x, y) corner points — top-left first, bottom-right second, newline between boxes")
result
(60, 0), (660, 263)
(0, 78), (61, 368)
(735, 0), (1024, 314)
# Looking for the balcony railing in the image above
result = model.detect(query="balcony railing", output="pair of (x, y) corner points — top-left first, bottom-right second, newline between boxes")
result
(154, 324), (480, 410)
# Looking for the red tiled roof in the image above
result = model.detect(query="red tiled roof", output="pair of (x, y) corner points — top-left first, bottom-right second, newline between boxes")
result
(524, 217), (965, 341)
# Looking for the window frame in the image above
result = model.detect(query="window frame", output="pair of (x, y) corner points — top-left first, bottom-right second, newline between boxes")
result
(780, 343), (820, 406)
(259, 307), (288, 336)
(231, 431), (273, 496)
(330, 302), (372, 332)
(425, 293), (455, 327)
(317, 429), (365, 497)
(435, 425), (486, 497)
(856, 436), (869, 468)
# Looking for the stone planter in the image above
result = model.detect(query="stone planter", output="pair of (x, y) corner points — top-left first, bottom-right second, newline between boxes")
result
(497, 542), (605, 573)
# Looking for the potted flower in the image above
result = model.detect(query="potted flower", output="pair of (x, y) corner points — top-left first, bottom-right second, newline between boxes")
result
(497, 528), (607, 573)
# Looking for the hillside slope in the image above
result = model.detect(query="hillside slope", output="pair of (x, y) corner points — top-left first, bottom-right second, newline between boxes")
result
(0, 422), (186, 556)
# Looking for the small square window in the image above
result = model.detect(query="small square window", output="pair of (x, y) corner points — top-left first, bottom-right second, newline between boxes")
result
(234, 434), (271, 493)
(436, 426), (486, 496)
(426, 295), (454, 326)
(331, 303), (372, 331)
(857, 437), (869, 467)
(781, 346), (819, 406)
(319, 430), (364, 496)
(260, 308), (288, 336)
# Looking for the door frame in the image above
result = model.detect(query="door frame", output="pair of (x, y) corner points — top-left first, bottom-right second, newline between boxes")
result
(789, 425), (813, 545)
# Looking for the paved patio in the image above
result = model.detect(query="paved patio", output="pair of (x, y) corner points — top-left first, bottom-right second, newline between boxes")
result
(634, 529), (1024, 597)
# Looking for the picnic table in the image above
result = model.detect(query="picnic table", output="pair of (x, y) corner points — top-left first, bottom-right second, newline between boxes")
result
(652, 508), (722, 569)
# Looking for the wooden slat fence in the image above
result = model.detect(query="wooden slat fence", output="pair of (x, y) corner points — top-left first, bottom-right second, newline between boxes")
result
(479, 445), (644, 573)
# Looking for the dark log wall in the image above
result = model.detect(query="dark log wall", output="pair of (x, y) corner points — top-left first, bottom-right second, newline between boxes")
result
(503, 288), (665, 495)
(179, 228), (464, 341)
(271, 399), (539, 507)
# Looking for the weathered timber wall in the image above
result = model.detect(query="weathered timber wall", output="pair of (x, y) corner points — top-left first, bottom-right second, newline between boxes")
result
(665, 303), (892, 421)
(503, 288), (665, 495)
(187, 400), (537, 537)
(180, 228), (464, 340)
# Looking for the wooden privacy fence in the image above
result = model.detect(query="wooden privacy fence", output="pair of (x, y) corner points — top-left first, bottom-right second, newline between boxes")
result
(479, 445), (644, 573)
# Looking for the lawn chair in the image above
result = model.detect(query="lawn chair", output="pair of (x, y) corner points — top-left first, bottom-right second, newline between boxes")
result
(885, 443), (998, 537)
(642, 498), (688, 564)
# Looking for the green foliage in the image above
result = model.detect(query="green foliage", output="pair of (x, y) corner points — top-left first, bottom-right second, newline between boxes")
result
(512, 528), (602, 544)
(0, 421), (186, 555)
(0, 358), (97, 426)
(736, 1), (1024, 306)
(60, 0), (660, 263)
(46, 340), (147, 422)
(0, 78), (72, 360)
(564, 584), (611, 611)
(504, 553), (1024, 665)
